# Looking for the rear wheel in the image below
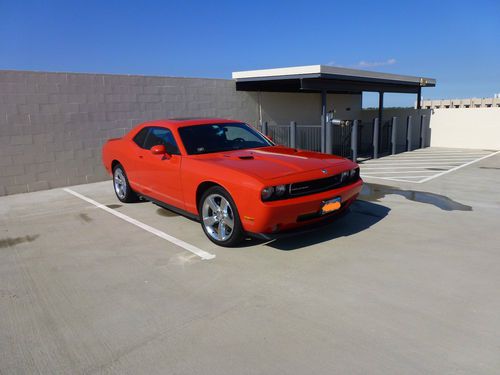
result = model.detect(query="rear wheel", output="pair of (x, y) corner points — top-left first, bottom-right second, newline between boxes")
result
(199, 186), (244, 247)
(113, 164), (138, 203)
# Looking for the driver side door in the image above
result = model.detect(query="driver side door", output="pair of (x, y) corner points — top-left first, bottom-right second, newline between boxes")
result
(139, 127), (184, 209)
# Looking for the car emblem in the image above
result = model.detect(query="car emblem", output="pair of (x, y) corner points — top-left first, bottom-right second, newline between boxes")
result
(321, 169), (328, 174)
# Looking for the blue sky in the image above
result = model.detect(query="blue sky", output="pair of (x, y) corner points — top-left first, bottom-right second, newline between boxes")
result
(1, 0), (499, 107)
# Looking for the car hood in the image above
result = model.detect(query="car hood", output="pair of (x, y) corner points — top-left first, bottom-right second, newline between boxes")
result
(191, 146), (356, 181)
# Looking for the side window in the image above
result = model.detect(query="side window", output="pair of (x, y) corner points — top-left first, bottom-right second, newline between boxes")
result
(133, 127), (149, 148)
(143, 127), (180, 155)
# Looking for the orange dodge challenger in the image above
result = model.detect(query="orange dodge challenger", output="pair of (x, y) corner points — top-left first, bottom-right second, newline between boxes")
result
(102, 118), (363, 246)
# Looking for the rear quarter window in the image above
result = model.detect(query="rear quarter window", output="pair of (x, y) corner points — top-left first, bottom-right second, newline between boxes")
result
(133, 128), (149, 148)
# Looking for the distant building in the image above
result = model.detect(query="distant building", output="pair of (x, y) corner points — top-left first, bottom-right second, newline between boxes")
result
(421, 97), (500, 109)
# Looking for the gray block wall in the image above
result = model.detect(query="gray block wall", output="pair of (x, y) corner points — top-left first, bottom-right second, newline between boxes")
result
(0, 70), (259, 196)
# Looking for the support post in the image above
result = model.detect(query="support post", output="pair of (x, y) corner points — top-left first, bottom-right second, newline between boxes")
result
(373, 117), (379, 159)
(378, 92), (384, 132)
(351, 120), (359, 162)
(406, 115), (412, 151)
(262, 121), (268, 136)
(320, 90), (327, 153)
(326, 122), (333, 154)
(420, 115), (426, 148)
(391, 116), (397, 155)
(416, 87), (422, 109)
(290, 121), (297, 148)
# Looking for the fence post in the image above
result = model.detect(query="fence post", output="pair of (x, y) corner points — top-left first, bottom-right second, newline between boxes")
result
(420, 115), (426, 148)
(326, 122), (333, 154)
(290, 121), (297, 148)
(406, 115), (412, 151)
(351, 120), (359, 162)
(391, 116), (397, 155)
(262, 121), (268, 136)
(373, 117), (379, 159)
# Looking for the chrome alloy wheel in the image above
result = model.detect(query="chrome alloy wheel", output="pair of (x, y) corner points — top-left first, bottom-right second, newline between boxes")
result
(202, 194), (235, 242)
(113, 168), (127, 200)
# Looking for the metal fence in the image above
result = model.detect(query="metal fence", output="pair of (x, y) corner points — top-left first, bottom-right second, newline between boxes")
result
(268, 126), (290, 146)
(296, 125), (322, 152)
(256, 115), (429, 161)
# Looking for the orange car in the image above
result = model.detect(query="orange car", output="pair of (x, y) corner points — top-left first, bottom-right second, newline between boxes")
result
(102, 118), (363, 246)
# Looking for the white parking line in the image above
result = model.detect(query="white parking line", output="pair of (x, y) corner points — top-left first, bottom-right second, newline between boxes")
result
(362, 166), (458, 170)
(360, 161), (471, 166)
(362, 170), (437, 174)
(385, 151), (489, 155)
(366, 157), (487, 161)
(396, 153), (489, 156)
(404, 150), (491, 154)
(418, 151), (500, 183)
(63, 188), (216, 260)
(360, 148), (499, 183)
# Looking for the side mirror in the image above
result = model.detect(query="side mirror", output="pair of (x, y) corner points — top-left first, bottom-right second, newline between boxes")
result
(151, 144), (167, 155)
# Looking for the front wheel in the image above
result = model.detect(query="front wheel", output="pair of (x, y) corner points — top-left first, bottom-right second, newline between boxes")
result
(199, 186), (244, 247)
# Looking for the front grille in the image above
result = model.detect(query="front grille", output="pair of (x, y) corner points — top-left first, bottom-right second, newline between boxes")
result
(289, 169), (359, 197)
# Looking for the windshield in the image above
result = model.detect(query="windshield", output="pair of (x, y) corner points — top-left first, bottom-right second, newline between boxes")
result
(178, 123), (273, 155)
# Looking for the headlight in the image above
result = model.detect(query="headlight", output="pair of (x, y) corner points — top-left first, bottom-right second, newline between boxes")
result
(341, 168), (358, 182)
(261, 185), (289, 201)
(261, 186), (275, 200)
(275, 184), (287, 196)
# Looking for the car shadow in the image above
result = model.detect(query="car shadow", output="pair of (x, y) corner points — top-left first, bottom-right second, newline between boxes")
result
(264, 200), (390, 251)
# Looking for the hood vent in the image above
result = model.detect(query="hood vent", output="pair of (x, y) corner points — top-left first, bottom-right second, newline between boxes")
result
(238, 155), (254, 160)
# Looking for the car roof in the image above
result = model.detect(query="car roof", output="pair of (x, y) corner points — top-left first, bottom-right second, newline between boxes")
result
(136, 118), (242, 130)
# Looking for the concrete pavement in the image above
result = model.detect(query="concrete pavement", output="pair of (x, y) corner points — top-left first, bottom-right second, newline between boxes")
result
(1, 153), (499, 374)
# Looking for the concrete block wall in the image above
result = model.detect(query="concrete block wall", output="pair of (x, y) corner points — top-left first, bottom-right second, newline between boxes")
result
(259, 92), (362, 125)
(0, 70), (259, 196)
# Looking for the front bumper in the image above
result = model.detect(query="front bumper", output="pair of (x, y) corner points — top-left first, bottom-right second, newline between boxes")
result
(241, 178), (363, 234)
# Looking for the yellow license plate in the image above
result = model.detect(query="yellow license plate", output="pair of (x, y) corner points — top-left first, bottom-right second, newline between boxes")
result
(321, 197), (341, 214)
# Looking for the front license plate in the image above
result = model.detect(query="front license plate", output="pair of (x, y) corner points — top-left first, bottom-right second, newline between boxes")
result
(321, 197), (342, 214)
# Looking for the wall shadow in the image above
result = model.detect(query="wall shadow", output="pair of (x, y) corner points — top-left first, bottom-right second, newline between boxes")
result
(266, 200), (390, 251)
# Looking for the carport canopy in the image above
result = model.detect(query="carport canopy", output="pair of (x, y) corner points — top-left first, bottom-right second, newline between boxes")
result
(232, 65), (435, 97)
(232, 65), (436, 152)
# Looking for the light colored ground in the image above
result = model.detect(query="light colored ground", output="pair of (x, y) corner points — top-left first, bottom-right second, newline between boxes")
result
(1, 151), (499, 374)
(360, 147), (498, 183)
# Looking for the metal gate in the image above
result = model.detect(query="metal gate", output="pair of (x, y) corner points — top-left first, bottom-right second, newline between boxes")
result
(331, 122), (353, 158)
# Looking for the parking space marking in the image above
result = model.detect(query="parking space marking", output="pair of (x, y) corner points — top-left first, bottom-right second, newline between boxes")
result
(362, 170), (437, 175)
(361, 165), (459, 169)
(418, 151), (500, 183)
(63, 188), (216, 260)
(360, 149), (499, 183)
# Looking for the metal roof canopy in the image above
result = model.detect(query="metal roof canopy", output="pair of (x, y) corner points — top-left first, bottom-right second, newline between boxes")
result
(232, 65), (436, 94)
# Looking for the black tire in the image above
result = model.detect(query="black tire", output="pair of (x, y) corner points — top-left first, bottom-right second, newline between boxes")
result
(199, 186), (244, 247)
(112, 164), (139, 203)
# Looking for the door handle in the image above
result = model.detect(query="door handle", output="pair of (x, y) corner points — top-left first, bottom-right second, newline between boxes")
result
(138, 155), (144, 159)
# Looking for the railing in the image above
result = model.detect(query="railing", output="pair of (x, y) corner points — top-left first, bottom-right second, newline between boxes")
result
(256, 114), (430, 161)
(296, 125), (322, 152)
